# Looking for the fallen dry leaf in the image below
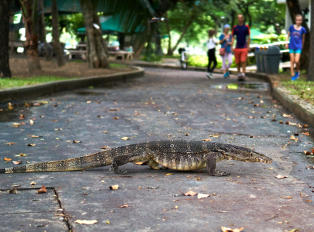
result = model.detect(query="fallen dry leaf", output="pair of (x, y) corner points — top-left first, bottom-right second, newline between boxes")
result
(290, 135), (298, 142)
(113, 117), (119, 120)
(184, 191), (197, 196)
(304, 151), (312, 155)
(302, 132), (310, 136)
(101, 147), (107, 149)
(135, 161), (149, 165)
(18, 153), (27, 157)
(276, 175), (288, 179)
(120, 205), (129, 208)
(30, 119), (34, 125)
(279, 121), (284, 124)
(27, 144), (36, 146)
(12, 160), (22, 165)
(303, 124), (309, 128)
(202, 139), (211, 141)
(109, 185), (119, 190)
(30, 181), (36, 185)
(6, 142), (15, 145)
(37, 185), (47, 194)
(221, 226), (244, 232)
(86, 101), (92, 103)
(73, 140), (81, 143)
(175, 206), (178, 209)
(307, 200), (312, 202)
(164, 173), (174, 175)
(198, 193), (210, 199)
(134, 113), (140, 116)
(74, 220), (98, 225)
(9, 189), (18, 194)
(106, 221), (110, 224)
(4, 157), (12, 161)
(209, 134), (220, 137)
(282, 114), (291, 118)
(121, 137), (129, 140)
(12, 123), (21, 127)
(281, 196), (292, 199)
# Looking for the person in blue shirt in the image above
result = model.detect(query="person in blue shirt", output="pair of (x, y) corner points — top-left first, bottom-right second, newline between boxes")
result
(219, 24), (233, 78)
(285, 14), (306, 81)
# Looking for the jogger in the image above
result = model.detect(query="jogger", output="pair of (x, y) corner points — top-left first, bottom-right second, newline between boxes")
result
(221, 53), (232, 70)
(206, 29), (218, 79)
(285, 14), (306, 81)
(219, 24), (233, 78)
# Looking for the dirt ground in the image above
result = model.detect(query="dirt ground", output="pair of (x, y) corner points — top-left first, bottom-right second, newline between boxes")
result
(10, 57), (133, 78)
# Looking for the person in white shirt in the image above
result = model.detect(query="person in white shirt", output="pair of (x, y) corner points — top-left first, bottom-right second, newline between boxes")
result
(207, 29), (218, 79)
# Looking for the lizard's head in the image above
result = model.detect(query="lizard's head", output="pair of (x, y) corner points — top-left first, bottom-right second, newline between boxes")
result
(225, 146), (272, 163)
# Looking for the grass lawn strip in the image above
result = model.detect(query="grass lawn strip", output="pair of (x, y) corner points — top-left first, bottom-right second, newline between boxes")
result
(0, 76), (77, 90)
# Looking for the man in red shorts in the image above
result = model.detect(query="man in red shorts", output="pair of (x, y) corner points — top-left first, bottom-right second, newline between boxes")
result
(231, 14), (250, 81)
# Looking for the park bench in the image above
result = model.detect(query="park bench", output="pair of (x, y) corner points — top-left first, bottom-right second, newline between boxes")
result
(8, 40), (25, 54)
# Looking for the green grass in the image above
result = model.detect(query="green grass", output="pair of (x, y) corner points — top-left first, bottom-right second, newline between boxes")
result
(0, 76), (75, 90)
(110, 63), (129, 68)
(282, 79), (314, 104)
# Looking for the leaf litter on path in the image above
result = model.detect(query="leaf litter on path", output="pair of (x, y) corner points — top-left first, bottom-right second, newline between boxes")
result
(221, 226), (244, 232)
(75, 220), (98, 225)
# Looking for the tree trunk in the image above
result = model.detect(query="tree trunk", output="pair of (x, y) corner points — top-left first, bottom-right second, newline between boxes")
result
(168, 16), (194, 56)
(36, 0), (45, 43)
(51, 0), (66, 67)
(0, 0), (12, 78)
(80, 0), (109, 69)
(165, 14), (172, 56)
(155, 32), (163, 56)
(118, 32), (125, 50)
(286, 0), (310, 70)
(21, 0), (41, 73)
(307, 0), (314, 81)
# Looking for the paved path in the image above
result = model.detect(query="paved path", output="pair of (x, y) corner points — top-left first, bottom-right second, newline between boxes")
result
(0, 68), (314, 232)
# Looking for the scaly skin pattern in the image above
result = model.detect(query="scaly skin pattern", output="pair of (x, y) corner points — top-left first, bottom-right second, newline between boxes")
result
(0, 141), (272, 176)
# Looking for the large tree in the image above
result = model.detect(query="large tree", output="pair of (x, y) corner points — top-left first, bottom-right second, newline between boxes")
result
(0, 0), (12, 78)
(307, 0), (314, 81)
(80, 0), (109, 69)
(20, 0), (41, 72)
(51, 0), (66, 67)
(286, 0), (310, 70)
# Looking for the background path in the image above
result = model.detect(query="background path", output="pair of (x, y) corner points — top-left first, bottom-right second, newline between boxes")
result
(0, 68), (313, 231)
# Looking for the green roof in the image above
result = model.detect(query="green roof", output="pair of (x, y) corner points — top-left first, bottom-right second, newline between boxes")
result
(77, 15), (144, 34)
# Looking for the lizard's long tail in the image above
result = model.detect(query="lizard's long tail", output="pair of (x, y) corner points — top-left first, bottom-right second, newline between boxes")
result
(0, 151), (113, 174)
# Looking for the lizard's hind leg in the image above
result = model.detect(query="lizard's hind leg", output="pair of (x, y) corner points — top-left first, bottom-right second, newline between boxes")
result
(110, 155), (132, 174)
(206, 153), (230, 177)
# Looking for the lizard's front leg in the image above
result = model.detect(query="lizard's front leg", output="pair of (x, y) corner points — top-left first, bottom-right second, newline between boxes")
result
(206, 152), (230, 177)
(148, 159), (167, 170)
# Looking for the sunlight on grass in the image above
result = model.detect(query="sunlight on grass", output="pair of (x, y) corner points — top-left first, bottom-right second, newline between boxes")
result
(0, 76), (76, 90)
(110, 63), (129, 68)
(282, 79), (314, 104)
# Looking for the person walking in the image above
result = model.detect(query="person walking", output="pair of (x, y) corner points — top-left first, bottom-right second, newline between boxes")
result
(231, 14), (250, 81)
(219, 24), (233, 78)
(206, 29), (218, 79)
(285, 14), (306, 81)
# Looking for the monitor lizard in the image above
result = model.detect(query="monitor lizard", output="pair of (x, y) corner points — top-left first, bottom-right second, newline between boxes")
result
(0, 140), (272, 176)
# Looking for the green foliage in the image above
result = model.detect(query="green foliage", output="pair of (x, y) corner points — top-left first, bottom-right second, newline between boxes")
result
(0, 76), (75, 90)
(141, 54), (162, 62)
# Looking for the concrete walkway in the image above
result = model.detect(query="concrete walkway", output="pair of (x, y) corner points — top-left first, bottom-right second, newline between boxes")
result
(0, 68), (313, 231)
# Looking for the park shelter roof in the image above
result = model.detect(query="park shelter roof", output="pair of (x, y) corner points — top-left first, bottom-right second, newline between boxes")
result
(43, 0), (82, 15)
(77, 15), (144, 34)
